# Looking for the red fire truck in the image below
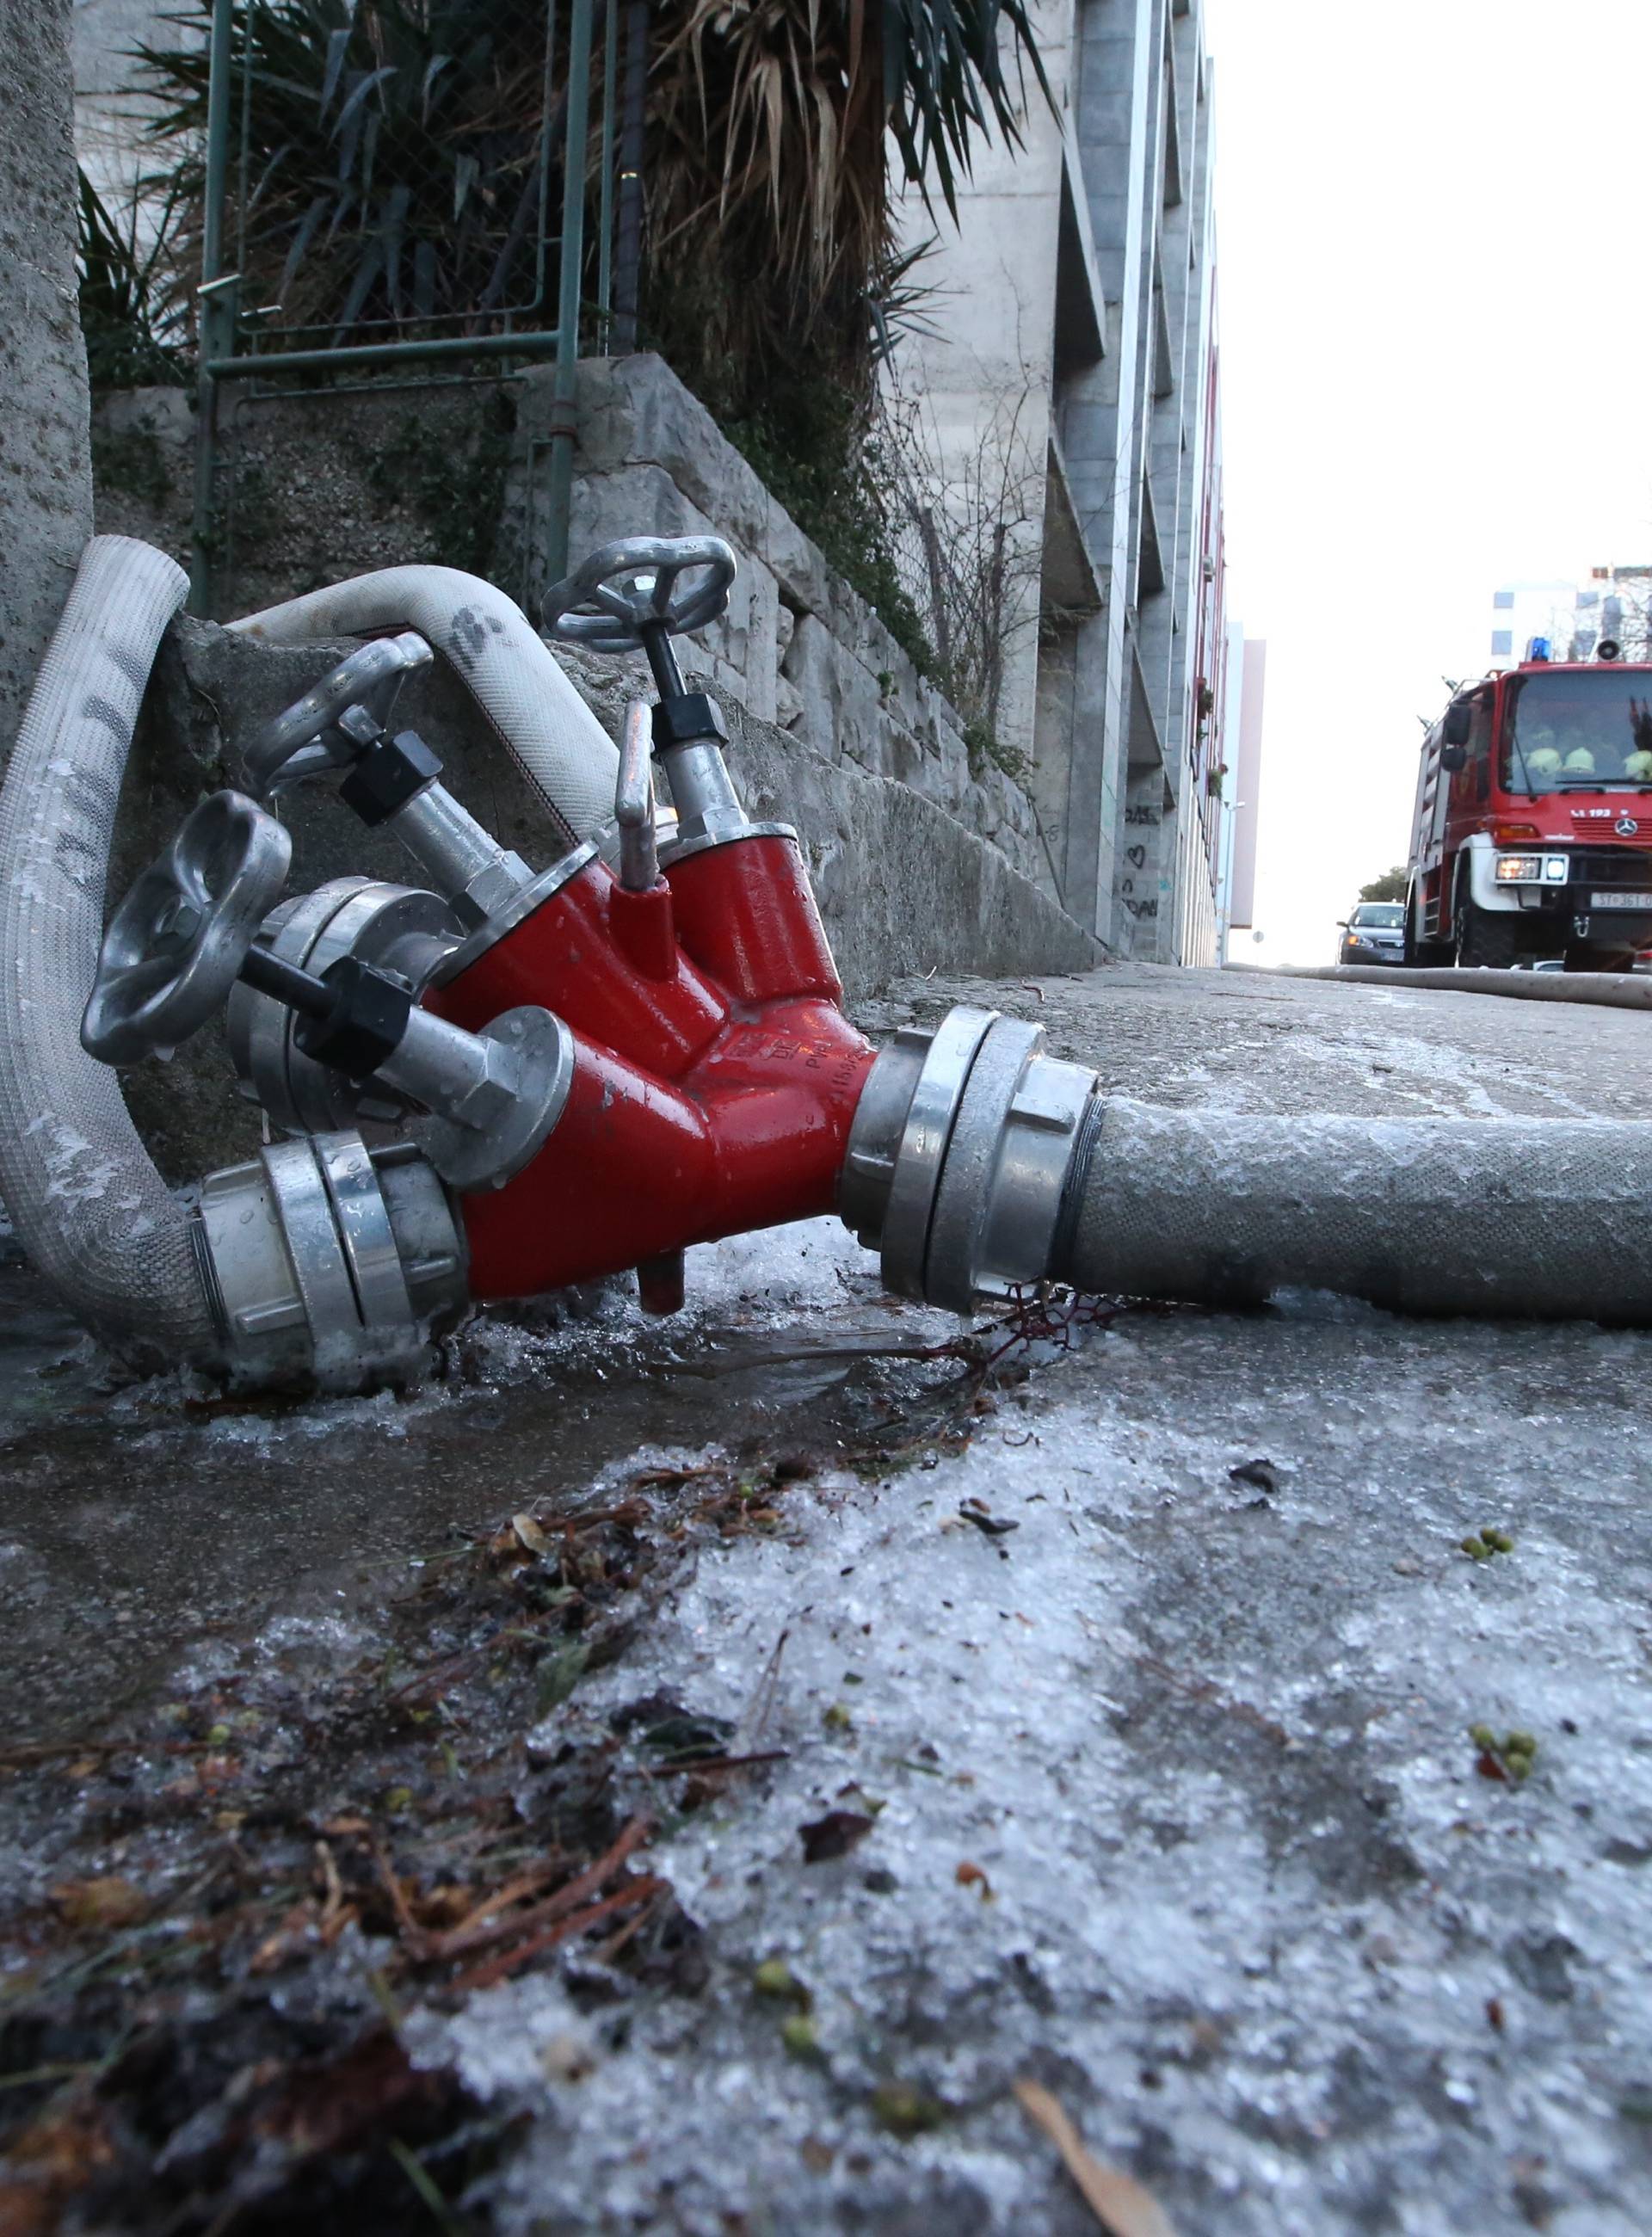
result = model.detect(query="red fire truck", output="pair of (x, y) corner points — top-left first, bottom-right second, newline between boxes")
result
(1407, 644), (1652, 969)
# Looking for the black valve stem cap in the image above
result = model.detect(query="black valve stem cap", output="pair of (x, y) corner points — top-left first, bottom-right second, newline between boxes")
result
(291, 955), (414, 1081)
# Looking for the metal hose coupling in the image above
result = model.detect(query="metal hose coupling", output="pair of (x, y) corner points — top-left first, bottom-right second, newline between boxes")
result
(839, 1006), (1098, 1310)
(194, 1134), (471, 1390)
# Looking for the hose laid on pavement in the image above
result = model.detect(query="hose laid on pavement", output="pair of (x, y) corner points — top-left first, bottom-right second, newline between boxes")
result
(231, 566), (620, 847)
(0, 537), (216, 1368)
(1057, 1098), (1652, 1322)
(848, 1007), (1652, 1326)
(1234, 962), (1652, 1011)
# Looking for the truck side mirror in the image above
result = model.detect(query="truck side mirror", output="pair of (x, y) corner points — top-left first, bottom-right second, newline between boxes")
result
(1439, 743), (1468, 773)
(1442, 700), (1474, 747)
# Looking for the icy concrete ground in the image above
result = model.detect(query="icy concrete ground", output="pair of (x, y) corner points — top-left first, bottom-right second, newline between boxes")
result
(3, 963), (1652, 2232)
(428, 1309), (1652, 2237)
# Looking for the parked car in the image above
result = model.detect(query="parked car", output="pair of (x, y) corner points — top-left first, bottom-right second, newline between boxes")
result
(1337, 901), (1407, 965)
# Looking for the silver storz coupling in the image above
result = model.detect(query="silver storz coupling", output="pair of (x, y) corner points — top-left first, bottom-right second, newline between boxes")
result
(839, 1007), (1099, 1311)
(194, 1133), (470, 1390)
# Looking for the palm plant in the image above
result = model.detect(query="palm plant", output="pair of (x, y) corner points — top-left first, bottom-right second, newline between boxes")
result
(77, 167), (191, 387)
(137, 0), (561, 342)
(644, 0), (1050, 422)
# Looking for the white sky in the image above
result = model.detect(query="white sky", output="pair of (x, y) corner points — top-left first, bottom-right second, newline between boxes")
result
(1205, 0), (1652, 963)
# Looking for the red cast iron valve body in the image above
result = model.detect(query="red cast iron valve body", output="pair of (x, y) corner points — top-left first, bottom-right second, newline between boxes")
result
(424, 831), (875, 1302)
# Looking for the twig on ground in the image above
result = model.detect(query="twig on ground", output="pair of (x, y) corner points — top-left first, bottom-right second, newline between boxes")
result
(731, 1630), (790, 1756)
(446, 1877), (668, 1994)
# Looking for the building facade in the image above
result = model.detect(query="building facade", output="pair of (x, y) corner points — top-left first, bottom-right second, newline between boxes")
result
(1217, 630), (1266, 958)
(1487, 568), (1652, 671)
(886, 0), (1260, 964)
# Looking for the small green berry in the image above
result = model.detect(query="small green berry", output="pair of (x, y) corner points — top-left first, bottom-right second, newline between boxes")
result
(754, 1958), (799, 2000)
(1506, 1752), (1532, 1780)
(205, 1722), (232, 1747)
(780, 2013), (820, 2058)
(1469, 1723), (1497, 1751)
(1505, 1730), (1538, 1757)
(1482, 1529), (1515, 1554)
(822, 1702), (854, 1732)
(1460, 1536), (1491, 1559)
(383, 1785), (414, 1811)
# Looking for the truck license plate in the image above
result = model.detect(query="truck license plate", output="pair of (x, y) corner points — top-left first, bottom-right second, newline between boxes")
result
(1590, 890), (1652, 909)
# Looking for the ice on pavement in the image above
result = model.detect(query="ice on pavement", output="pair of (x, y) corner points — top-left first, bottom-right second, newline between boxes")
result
(411, 1310), (1652, 2237)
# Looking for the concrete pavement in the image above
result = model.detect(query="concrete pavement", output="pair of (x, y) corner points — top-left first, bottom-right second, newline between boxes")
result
(2, 964), (1649, 2234)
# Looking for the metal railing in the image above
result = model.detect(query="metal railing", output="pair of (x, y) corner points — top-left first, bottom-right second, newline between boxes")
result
(189, 0), (637, 615)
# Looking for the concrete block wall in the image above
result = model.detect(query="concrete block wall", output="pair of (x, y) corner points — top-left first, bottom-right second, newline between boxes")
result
(88, 358), (1064, 916)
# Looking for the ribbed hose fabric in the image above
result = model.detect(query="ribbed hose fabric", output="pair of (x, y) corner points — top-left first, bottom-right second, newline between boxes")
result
(230, 568), (620, 844)
(0, 537), (215, 1365)
(1061, 1098), (1652, 1322)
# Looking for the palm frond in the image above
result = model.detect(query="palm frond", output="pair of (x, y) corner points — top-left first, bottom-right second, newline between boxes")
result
(134, 0), (563, 345)
(77, 166), (192, 387)
(644, 0), (1051, 420)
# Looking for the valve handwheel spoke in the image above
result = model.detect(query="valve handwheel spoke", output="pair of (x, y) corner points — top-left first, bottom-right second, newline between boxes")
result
(83, 792), (293, 1064)
(243, 632), (432, 798)
(542, 535), (737, 657)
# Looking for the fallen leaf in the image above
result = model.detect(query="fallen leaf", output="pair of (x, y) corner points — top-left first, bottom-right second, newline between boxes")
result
(0, 2179), (56, 2237)
(1013, 2079), (1180, 2237)
(958, 1500), (1019, 1538)
(1228, 1458), (1278, 1495)
(798, 1809), (873, 1864)
(536, 1642), (589, 1713)
(955, 1861), (993, 1900)
(50, 1876), (147, 1932)
(512, 1513), (550, 1555)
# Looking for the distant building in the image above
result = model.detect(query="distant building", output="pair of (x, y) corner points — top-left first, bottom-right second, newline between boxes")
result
(72, 0), (192, 219)
(1487, 566), (1652, 669)
(885, 0), (1252, 965)
(1217, 635), (1266, 958)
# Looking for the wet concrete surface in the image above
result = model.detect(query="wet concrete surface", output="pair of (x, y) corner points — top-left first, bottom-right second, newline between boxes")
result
(0, 1227), (942, 1744)
(3, 962), (1651, 2232)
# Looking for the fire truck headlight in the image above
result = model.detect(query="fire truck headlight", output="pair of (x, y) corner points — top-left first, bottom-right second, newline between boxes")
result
(1495, 854), (1544, 883)
(1544, 857), (1568, 882)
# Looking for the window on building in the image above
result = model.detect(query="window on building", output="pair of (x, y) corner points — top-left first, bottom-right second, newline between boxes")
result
(1491, 630), (1513, 656)
(1493, 590), (1514, 609)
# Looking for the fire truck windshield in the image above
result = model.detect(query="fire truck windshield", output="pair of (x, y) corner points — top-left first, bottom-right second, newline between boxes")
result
(1502, 670), (1652, 792)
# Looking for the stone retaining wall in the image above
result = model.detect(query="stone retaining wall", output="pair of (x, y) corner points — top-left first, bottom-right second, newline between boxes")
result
(88, 357), (1069, 921)
(515, 356), (1056, 899)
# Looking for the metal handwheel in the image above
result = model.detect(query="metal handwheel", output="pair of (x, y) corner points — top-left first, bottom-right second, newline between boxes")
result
(542, 536), (737, 654)
(83, 792), (292, 1064)
(243, 632), (432, 798)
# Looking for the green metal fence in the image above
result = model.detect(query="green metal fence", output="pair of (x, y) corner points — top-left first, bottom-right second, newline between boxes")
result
(189, 0), (633, 615)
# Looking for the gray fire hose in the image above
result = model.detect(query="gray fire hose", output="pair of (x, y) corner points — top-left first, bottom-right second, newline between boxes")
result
(1236, 962), (1652, 1012)
(0, 536), (215, 1365)
(841, 1008), (1652, 1324)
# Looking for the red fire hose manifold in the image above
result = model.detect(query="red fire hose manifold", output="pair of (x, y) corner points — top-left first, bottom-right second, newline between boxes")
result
(79, 536), (879, 1389)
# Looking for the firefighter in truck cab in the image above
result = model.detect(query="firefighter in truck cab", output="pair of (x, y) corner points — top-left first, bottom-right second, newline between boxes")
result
(1405, 636), (1652, 971)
